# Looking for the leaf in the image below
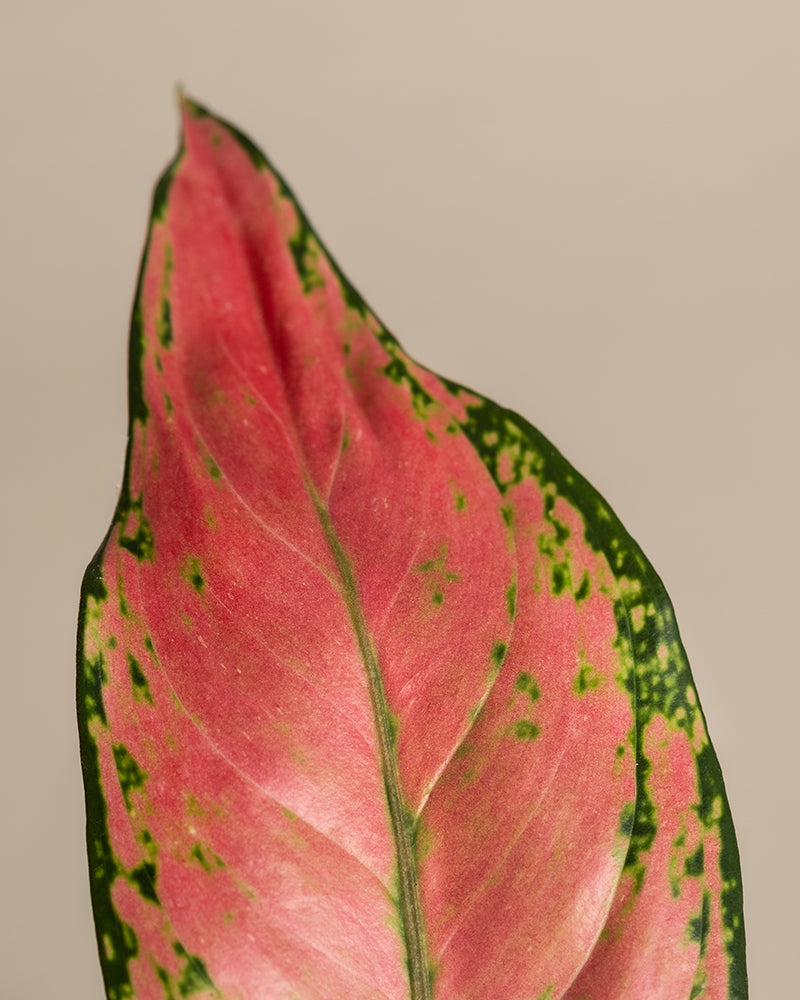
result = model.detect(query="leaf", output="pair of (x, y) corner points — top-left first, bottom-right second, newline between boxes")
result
(77, 97), (747, 1000)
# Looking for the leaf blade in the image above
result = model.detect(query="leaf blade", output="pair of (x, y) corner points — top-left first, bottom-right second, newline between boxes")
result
(77, 97), (746, 1000)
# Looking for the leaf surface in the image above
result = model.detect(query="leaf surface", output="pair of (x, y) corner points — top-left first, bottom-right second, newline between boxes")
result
(78, 98), (747, 1000)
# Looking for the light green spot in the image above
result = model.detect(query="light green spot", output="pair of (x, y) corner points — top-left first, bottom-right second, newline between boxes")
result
(574, 657), (602, 695)
(514, 720), (540, 740)
(103, 934), (115, 961)
(515, 671), (541, 702)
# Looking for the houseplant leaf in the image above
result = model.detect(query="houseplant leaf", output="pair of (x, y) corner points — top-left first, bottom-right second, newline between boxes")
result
(77, 97), (747, 1000)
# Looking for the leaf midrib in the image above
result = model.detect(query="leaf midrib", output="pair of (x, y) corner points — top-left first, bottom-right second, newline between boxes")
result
(308, 480), (431, 1000)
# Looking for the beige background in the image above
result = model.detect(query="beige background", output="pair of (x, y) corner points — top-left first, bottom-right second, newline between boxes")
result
(1, 2), (796, 997)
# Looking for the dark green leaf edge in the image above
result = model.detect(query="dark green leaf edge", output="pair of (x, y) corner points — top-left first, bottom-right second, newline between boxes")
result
(76, 127), (190, 1000)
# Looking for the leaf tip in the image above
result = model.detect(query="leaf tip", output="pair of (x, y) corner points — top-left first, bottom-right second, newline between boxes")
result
(176, 87), (212, 134)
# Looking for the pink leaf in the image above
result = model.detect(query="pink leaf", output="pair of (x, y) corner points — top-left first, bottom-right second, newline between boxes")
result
(78, 97), (747, 1000)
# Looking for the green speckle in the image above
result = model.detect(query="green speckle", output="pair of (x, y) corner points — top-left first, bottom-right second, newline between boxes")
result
(382, 355), (435, 421)
(170, 942), (220, 998)
(515, 671), (541, 702)
(186, 796), (204, 817)
(551, 562), (570, 596)
(128, 654), (153, 704)
(183, 557), (205, 594)
(128, 861), (159, 905)
(287, 224), (326, 294)
(189, 844), (225, 873)
(552, 517), (570, 545)
(623, 744), (657, 873)
(574, 572), (590, 602)
(491, 641), (507, 669)
(155, 965), (173, 998)
(157, 298), (173, 348)
(500, 504), (513, 527)
(514, 720), (540, 740)
(688, 893), (710, 954)
(177, 947), (215, 997)
(454, 492), (467, 511)
(619, 802), (635, 838)
(137, 828), (157, 861)
(505, 582), (517, 621)
(537, 532), (556, 558)
(203, 454), (222, 480)
(112, 745), (147, 811)
(82, 651), (108, 725)
(685, 844), (704, 878)
(574, 657), (602, 695)
(156, 244), (174, 348)
(117, 576), (129, 618)
(416, 546), (460, 608)
(119, 494), (154, 562)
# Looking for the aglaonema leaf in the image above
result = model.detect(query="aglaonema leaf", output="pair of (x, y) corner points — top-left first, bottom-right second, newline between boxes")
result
(78, 97), (747, 1000)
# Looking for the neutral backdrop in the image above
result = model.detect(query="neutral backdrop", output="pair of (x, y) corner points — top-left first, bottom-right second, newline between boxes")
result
(2, 3), (796, 998)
